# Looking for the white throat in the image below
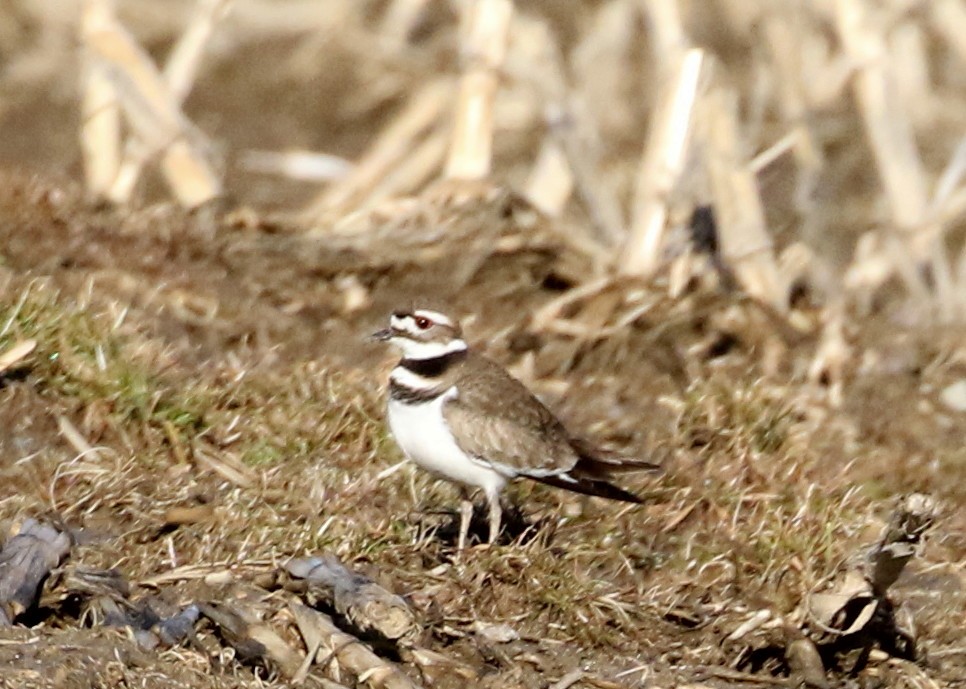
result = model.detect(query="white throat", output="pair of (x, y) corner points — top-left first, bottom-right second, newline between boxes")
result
(391, 336), (467, 360)
(390, 366), (438, 391)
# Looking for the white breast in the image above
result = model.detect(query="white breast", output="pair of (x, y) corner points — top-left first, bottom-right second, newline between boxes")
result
(387, 388), (507, 497)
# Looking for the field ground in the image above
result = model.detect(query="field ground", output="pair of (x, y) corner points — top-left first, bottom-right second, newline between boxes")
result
(0, 171), (963, 688)
(0, 2), (965, 688)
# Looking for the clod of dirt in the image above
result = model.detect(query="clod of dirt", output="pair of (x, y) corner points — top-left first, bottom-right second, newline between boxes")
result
(0, 519), (71, 625)
(785, 637), (830, 689)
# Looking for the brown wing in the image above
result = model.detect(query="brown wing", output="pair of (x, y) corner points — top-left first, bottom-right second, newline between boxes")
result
(442, 354), (580, 477)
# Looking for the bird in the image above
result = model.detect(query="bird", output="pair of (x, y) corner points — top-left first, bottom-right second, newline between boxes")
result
(371, 307), (659, 551)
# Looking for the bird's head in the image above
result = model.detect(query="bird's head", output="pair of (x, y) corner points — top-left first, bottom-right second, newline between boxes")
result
(371, 308), (466, 360)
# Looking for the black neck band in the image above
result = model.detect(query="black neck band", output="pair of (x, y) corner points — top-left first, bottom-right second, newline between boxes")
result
(400, 349), (466, 378)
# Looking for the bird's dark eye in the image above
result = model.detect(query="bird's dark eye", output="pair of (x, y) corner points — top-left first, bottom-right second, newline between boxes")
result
(414, 316), (432, 330)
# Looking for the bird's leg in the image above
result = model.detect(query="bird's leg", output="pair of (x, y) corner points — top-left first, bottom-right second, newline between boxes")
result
(457, 492), (473, 554)
(486, 491), (502, 546)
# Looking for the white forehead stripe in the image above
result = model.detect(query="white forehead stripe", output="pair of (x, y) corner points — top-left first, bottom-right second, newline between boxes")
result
(412, 309), (454, 327)
(390, 336), (467, 360)
(389, 310), (457, 337)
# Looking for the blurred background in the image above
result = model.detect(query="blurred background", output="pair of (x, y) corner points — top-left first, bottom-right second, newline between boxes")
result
(1, 0), (964, 314)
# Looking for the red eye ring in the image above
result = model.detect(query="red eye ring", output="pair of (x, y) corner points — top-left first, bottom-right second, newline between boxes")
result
(414, 316), (431, 330)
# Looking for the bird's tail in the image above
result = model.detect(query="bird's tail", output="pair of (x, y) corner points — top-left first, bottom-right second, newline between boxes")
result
(527, 438), (663, 503)
(531, 473), (645, 504)
(569, 437), (663, 477)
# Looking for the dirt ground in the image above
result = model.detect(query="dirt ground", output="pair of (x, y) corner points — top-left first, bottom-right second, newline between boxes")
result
(1, 3), (965, 689)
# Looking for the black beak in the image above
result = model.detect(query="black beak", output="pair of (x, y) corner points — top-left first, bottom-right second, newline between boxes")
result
(369, 328), (393, 342)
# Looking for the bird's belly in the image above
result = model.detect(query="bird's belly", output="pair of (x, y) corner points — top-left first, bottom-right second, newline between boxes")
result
(387, 392), (505, 494)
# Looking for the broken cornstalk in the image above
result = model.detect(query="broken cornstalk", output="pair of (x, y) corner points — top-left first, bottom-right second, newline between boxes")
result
(697, 77), (784, 311)
(444, 0), (513, 181)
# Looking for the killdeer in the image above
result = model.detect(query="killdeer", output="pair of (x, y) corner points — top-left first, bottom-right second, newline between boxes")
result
(372, 307), (657, 551)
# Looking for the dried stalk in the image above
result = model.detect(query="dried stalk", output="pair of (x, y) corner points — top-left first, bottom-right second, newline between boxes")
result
(930, 0), (966, 66)
(523, 134), (573, 216)
(80, 0), (121, 199)
(163, 0), (230, 103)
(379, 0), (433, 50)
(509, 14), (572, 218)
(0, 339), (36, 374)
(834, 0), (929, 240)
(698, 79), (784, 310)
(571, 0), (637, 137)
(639, 0), (687, 62)
(836, 0), (966, 320)
(889, 20), (933, 126)
(807, 299), (850, 408)
(931, 137), (966, 218)
(240, 149), (352, 182)
(199, 602), (303, 678)
(509, 12), (623, 246)
(760, 8), (823, 213)
(621, 48), (705, 276)
(366, 129), (449, 209)
(290, 602), (422, 689)
(931, 137), (966, 318)
(80, 65), (121, 197)
(82, 0), (221, 208)
(303, 78), (451, 220)
(285, 555), (418, 646)
(444, 0), (513, 181)
(57, 414), (103, 464)
(624, 0), (696, 274)
(551, 104), (627, 249)
(110, 0), (229, 202)
(156, 139), (223, 208)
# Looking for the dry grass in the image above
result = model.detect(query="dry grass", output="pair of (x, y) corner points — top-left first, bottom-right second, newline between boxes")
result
(0, 257), (962, 687)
